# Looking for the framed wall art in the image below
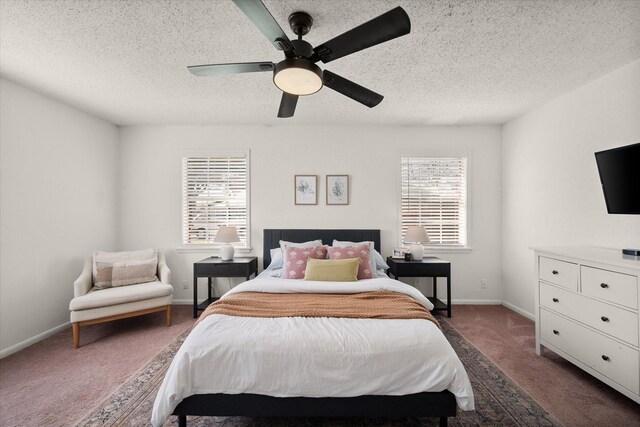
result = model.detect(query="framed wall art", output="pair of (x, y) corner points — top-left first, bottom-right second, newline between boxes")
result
(294, 175), (317, 205)
(326, 175), (349, 205)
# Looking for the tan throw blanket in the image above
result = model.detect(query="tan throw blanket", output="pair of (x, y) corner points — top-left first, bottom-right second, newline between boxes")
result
(197, 290), (440, 329)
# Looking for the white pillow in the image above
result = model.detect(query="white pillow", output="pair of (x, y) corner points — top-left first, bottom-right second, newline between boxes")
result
(267, 248), (283, 269)
(373, 251), (389, 270)
(279, 239), (323, 251)
(258, 267), (283, 278)
(332, 240), (389, 272)
(376, 268), (390, 278)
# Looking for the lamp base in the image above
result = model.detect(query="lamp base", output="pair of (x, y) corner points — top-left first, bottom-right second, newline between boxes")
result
(220, 244), (235, 261)
(409, 244), (424, 260)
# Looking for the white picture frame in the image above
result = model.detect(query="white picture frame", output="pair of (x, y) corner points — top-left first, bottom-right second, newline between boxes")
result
(392, 247), (409, 259)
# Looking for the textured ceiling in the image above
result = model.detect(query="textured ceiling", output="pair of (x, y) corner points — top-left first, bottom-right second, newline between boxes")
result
(1, 0), (639, 126)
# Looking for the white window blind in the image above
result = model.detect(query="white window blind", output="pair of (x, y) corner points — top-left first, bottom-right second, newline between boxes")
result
(182, 154), (249, 247)
(401, 157), (467, 246)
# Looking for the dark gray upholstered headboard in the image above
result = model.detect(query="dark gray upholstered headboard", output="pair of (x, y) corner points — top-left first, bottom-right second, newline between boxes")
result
(263, 229), (381, 269)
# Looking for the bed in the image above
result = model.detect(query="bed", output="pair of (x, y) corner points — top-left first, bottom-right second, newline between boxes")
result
(154, 229), (473, 427)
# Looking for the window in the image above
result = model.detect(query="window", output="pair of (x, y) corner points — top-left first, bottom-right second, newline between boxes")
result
(182, 152), (249, 247)
(400, 157), (468, 247)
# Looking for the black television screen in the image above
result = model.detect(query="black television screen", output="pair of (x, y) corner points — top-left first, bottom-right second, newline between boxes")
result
(595, 142), (640, 214)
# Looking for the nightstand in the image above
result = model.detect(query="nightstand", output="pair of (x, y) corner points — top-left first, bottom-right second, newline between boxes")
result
(193, 256), (258, 318)
(386, 257), (452, 317)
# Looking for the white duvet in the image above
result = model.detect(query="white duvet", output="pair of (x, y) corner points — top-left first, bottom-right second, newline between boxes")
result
(151, 278), (474, 426)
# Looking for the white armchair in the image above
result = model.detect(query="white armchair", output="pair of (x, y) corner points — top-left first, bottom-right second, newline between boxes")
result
(69, 252), (173, 348)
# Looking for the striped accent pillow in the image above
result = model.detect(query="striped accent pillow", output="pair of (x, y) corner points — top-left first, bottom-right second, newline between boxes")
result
(93, 249), (158, 289)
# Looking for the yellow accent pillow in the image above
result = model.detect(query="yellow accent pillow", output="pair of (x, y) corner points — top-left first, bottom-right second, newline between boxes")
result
(304, 258), (360, 282)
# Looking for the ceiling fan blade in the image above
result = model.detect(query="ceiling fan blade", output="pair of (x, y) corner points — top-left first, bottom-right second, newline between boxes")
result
(311, 6), (410, 63)
(232, 0), (294, 52)
(277, 92), (299, 118)
(188, 62), (274, 76)
(323, 70), (383, 108)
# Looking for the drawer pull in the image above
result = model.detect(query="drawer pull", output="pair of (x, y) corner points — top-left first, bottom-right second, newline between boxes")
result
(553, 329), (559, 335)
(552, 270), (559, 275)
(600, 283), (609, 289)
(601, 355), (610, 361)
(552, 298), (559, 303)
(601, 316), (609, 322)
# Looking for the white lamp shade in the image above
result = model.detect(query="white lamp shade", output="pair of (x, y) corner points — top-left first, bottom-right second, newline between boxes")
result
(214, 226), (240, 243)
(404, 226), (430, 244)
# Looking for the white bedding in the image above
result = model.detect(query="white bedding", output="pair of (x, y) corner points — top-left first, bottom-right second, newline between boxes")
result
(151, 278), (474, 426)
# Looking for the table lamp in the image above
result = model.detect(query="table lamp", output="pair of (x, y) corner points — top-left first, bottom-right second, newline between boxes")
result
(214, 226), (240, 260)
(404, 226), (430, 260)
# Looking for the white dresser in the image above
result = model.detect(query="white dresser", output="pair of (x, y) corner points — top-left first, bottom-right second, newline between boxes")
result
(533, 246), (640, 403)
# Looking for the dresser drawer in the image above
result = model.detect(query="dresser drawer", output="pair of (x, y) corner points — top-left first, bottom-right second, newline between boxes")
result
(581, 266), (638, 310)
(539, 257), (578, 290)
(540, 282), (639, 346)
(540, 308), (639, 394)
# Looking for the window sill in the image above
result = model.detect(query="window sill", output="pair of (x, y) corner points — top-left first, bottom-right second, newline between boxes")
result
(424, 246), (473, 254)
(176, 246), (253, 254)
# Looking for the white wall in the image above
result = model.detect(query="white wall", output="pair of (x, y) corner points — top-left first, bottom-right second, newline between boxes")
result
(0, 78), (119, 355)
(118, 125), (502, 304)
(502, 59), (640, 317)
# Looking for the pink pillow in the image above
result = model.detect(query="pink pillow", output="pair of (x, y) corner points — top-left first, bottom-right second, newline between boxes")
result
(283, 245), (328, 279)
(327, 244), (374, 280)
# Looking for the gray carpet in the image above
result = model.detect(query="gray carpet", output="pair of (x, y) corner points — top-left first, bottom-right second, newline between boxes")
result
(77, 318), (560, 426)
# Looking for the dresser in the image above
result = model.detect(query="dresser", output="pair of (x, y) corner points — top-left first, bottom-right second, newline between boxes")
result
(533, 246), (640, 403)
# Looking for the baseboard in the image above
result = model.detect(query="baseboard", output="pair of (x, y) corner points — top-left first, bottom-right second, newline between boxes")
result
(502, 301), (535, 321)
(451, 299), (502, 305)
(2, 300), (193, 357)
(0, 321), (70, 359)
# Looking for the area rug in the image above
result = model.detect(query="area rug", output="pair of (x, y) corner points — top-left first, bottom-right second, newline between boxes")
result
(76, 318), (560, 427)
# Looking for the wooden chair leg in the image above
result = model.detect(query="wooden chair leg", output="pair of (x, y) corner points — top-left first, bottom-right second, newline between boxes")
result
(72, 323), (80, 349)
(166, 305), (172, 327)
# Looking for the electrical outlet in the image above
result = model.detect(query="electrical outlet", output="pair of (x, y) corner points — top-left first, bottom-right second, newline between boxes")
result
(182, 280), (189, 290)
(481, 279), (487, 289)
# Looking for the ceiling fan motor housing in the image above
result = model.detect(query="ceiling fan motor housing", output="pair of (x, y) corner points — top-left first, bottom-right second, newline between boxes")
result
(288, 12), (313, 36)
(291, 39), (314, 58)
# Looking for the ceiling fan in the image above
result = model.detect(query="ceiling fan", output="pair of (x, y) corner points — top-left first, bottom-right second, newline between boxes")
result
(188, 0), (411, 118)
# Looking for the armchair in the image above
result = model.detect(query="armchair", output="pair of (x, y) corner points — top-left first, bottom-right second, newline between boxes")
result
(69, 251), (173, 348)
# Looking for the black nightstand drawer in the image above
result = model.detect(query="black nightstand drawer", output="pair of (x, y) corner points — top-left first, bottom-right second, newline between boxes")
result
(388, 261), (450, 277)
(195, 263), (248, 277)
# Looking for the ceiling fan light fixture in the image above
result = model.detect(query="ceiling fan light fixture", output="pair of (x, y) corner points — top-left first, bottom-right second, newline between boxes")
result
(273, 59), (323, 96)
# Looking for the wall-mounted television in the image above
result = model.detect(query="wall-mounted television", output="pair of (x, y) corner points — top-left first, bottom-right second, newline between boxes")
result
(595, 142), (640, 215)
